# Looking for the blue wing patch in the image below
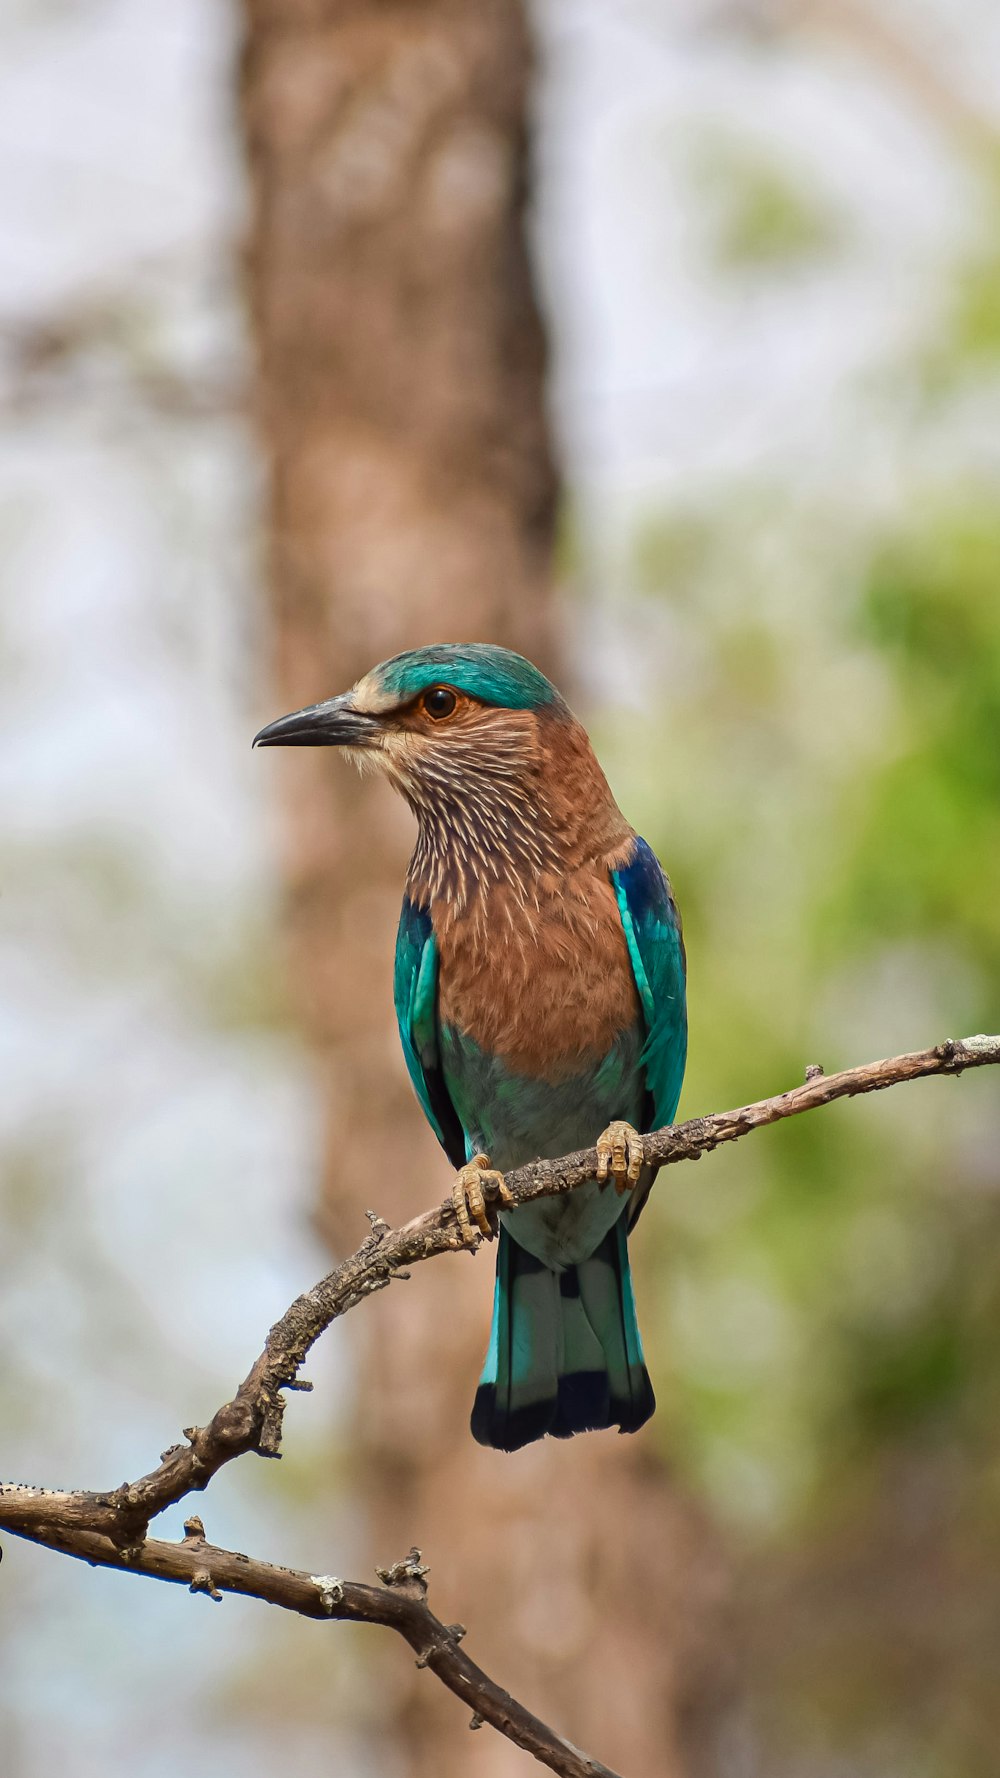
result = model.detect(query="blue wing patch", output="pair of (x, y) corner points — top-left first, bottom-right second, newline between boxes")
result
(612, 837), (688, 1133)
(393, 897), (467, 1168)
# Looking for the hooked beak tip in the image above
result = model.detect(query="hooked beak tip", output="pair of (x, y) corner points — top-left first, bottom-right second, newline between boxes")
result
(253, 694), (380, 750)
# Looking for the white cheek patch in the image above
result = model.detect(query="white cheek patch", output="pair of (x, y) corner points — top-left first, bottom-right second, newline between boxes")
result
(340, 745), (383, 779)
(340, 727), (422, 787)
(378, 729), (423, 782)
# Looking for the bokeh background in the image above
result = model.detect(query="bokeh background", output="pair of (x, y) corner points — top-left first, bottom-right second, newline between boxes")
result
(2, 3), (999, 1776)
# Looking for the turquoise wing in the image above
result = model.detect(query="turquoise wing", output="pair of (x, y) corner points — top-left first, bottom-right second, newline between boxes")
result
(611, 837), (688, 1133)
(393, 896), (467, 1168)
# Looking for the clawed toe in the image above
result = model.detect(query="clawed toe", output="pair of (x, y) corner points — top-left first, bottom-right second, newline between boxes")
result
(595, 1120), (645, 1195)
(451, 1154), (513, 1246)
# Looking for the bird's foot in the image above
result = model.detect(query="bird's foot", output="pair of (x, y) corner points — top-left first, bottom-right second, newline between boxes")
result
(595, 1121), (645, 1195)
(451, 1154), (513, 1247)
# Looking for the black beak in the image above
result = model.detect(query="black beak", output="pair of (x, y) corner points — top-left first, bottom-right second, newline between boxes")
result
(252, 692), (381, 749)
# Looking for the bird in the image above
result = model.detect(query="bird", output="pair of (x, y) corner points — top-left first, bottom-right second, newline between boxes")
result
(254, 644), (687, 1452)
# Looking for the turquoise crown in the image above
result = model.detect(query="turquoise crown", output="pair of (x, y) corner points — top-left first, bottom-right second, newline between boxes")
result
(370, 644), (560, 712)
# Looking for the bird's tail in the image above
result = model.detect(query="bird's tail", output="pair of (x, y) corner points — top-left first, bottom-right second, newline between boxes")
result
(470, 1217), (655, 1452)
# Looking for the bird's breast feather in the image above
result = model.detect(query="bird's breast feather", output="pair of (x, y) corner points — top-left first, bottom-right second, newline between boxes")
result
(435, 867), (642, 1083)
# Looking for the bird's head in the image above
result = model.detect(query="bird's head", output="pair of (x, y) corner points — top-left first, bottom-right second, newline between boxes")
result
(253, 643), (564, 802)
(254, 645), (622, 903)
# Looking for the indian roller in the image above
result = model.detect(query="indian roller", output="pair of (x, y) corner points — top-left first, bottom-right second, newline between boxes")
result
(254, 645), (687, 1452)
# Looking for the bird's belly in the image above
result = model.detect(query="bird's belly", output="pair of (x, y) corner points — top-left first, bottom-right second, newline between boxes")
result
(440, 1021), (645, 1270)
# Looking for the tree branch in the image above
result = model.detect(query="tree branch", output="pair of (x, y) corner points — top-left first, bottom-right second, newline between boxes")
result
(3, 1522), (616, 1778)
(1, 1033), (997, 1773)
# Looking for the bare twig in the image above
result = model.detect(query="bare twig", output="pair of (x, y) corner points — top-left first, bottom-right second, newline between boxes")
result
(4, 1523), (616, 1778)
(1, 1033), (997, 1774)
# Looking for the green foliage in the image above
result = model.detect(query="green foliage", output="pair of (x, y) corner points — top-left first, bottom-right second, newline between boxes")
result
(917, 181), (1000, 390)
(952, 233), (1000, 360)
(686, 129), (845, 272)
(605, 479), (1000, 1504)
(596, 467), (1000, 1769)
(833, 504), (1000, 986)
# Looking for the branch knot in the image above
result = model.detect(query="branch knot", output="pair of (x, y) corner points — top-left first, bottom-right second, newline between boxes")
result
(376, 1546), (430, 1597)
(189, 1568), (222, 1602)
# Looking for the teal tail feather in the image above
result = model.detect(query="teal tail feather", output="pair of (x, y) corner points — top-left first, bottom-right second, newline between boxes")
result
(471, 1218), (655, 1452)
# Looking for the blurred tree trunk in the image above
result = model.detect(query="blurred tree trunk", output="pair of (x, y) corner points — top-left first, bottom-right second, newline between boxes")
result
(239, 3), (734, 1773)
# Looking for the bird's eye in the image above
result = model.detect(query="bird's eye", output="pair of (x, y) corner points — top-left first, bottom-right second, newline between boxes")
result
(422, 686), (458, 720)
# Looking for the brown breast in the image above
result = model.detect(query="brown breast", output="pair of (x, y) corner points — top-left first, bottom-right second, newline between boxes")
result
(434, 859), (641, 1084)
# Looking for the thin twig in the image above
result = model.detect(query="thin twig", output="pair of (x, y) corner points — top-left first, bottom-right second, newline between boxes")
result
(3, 1524), (616, 1778)
(1, 1033), (997, 1774)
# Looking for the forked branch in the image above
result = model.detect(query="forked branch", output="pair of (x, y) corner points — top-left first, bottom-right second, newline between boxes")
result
(1, 1033), (997, 1776)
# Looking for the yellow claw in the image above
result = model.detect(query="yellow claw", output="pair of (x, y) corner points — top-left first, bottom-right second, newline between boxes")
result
(595, 1121), (645, 1195)
(451, 1154), (513, 1246)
